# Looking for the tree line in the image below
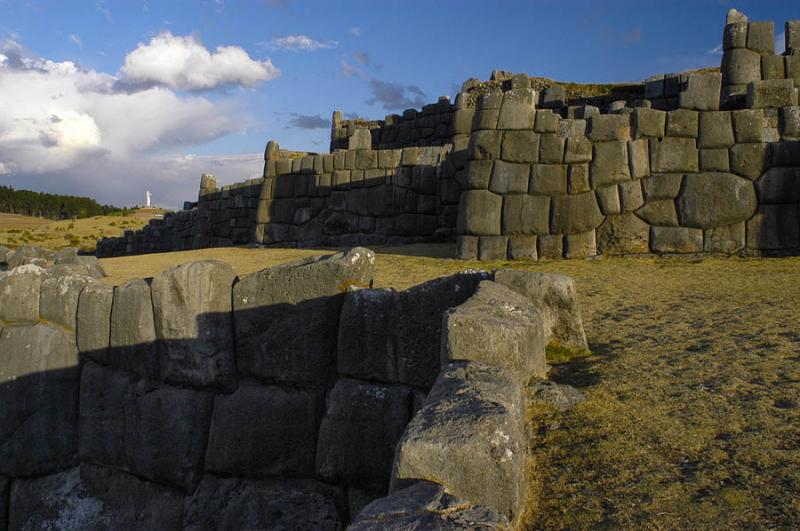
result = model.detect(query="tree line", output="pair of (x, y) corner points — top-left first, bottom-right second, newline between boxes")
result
(0, 185), (127, 219)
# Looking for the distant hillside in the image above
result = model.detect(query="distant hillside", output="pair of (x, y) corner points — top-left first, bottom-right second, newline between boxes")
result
(0, 185), (128, 220)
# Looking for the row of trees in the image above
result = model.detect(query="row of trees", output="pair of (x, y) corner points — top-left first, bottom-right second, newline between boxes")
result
(0, 185), (127, 219)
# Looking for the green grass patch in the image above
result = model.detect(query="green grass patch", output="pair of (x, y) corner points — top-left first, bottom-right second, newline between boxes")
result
(546, 344), (591, 364)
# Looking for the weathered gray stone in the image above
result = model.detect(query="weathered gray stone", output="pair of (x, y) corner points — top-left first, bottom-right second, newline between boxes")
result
(478, 236), (509, 260)
(462, 159), (493, 189)
(497, 88), (535, 129)
(590, 141), (631, 186)
(723, 22), (748, 50)
(442, 281), (546, 383)
(782, 106), (800, 138)
(722, 48), (761, 86)
(317, 378), (412, 488)
(772, 141), (800, 167)
(502, 195), (550, 235)
(8, 465), (183, 531)
(350, 480), (510, 530)
(700, 148), (731, 171)
(0, 323), (79, 476)
(730, 142), (770, 180)
(747, 204), (800, 250)
(529, 381), (588, 412)
(650, 226), (703, 253)
(786, 55), (800, 89)
(636, 200), (678, 226)
(457, 190), (502, 235)
(619, 180), (645, 212)
(151, 261), (236, 391)
(596, 185), (621, 216)
(508, 235), (538, 260)
(788, 20), (800, 51)
(0, 264), (42, 323)
(349, 128), (372, 150)
(534, 110), (560, 133)
(391, 362), (526, 521)
(530, 164), (568, 194)
(493, 269), (588, 350)
(78, 362), (133, 468)
(6, 245), (53, 269)
(756, 167), (800, 203)
(679, 73), (722, 111)
(473, 108), (499, 130)
(457, 235), (478, 260)
(233, 248), (374, 386)
(632, 108), (666, 138)
(596, 213), (650, 255)
(676, 173), (757, 228)
(564, 230), (597, 258)
(39, 274), (94, 330)
(587, 114), (631, 141)
(649, 137), (699, 173)
(539, 134), (565, 163)
(0, 245), (9, 264)
(747, 21), (775, 54)
(468, 130), (502, 160)
(53, 250), (106, 278)
(628, 138), (650, 179)
(205, 383), (323, 476)
(489, 160), (529, 194)
(501, 130), (539, 163)
(762, 54), (785, 81)
(564, 136), (593, 163)
(568, 164), (591, 193)
(552, 192), (604, 234)
(109, 279), (158, 379)
(184, 476), (342, 531)
(338, 287), (397, 382)
(747, 79), (798, 109)
(537, 234), (563, 259)
(666, 109), (699, 138)
(698, 111), (735, 148)
(559, 118), (587, 137)
(705, 222), (745, 254)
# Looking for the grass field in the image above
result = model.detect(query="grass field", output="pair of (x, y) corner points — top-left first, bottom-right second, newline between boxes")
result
(0, 209), (162, 251)
(2, 208), (798, 528)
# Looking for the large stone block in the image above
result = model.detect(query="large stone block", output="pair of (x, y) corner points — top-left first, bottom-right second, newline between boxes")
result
(502, 194), (550, 235)
(338, 287), (396, 382)
(537, 234), (564, 259)
(349, 128), (372, 150)
(457, 190), (502, 235)
(564, 136), (593, 163)
(747, 21), (775, 54)
(666, 109), (699, 138)
(722, 48), (761, 86)
(636, 200), (678, 226)
(679, 73), (722, 111)
(787, 54), (800, 89)
(468, 130), (502, 160)
(534, 109), (560, 133)
(698, 111), (735, 148)
(747, 79), (798, 109)
(478, 236), (508, 260)
(788, 20), (800, 51)
(6, 245), (53, 269)
(700, 149), (730, 172)
(205, 383), (323, 477)
(442, 281), (546, 383)
(649, 137), (699, 173)
(539, 134), (565, 163)
(0, 323), (79, 476)
(350, 480), (510, 530)
(723, 22), (747, 50)
(564, 230), (597, 258)
(151, 261), (236, 391)
(8, 465), (183, 531)
(783, 106), (800, 138)
(233, 249), (373, 387)
(628, 138), (650, 179)
(508, 235), (538, 260)
(184, 476), (342, 530)
(762, 54), (785, 81)
(772, 141), (800, 167)
(317, 378), (413, 488)
(39, 274), (94, 330)
(461, 160), (492, 189)
(489, 160), (530, 194)
(530, 164), (568, 194)
(747, 204), (800, 250)
(756, 167), (800, 203)
(497, 88), (536, 129)
(109, 279), (159, 378)
(551, 191), (604, 234)
(391, 362), (526, 521)
(568, 164), (591, 193)
(676, 173), (757, 228)
(633, 108), (666, 138)
(650, 226), (703, 253)
(493, 269), (588, 350)
(619, 180), (645, 212)
(501, 130), (539, 163)
(705, 222), (745, 254)
(596, 213), (650, 255)
(0, 264), (42, 323)
(730, 142), (770, 180)
(587, 114), (631, 141)
(590, 140), (631, 187)
(596, 185), (621, 216)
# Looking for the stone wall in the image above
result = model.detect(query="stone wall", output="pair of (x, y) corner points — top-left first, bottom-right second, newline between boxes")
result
(0, 246), (588, 528)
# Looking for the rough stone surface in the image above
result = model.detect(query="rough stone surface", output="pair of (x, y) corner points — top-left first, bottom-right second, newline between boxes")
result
(747, 204), (800, 250)
(590, 141), (631, 186)
(747, 80), (798, 109)
(233, 248), (375, 386)
(537, 234), (563, 259)
(730, 143), (770, 180)
(76, 283), (113, 359)
(596, 213), (650, 255)
(679, 73), (722, 111)
(699, 111), (735, 148)
(8, 465), (183, 531)
(733, 109), (766, 143)
(502, 194), (550, 235)
(489, 160), (529, 194)
(501, 130), (539, 163)
(350, 480), (510, 530)
(391, 361), (526, 521)
(756, 167), (800, 203)
(619, 180), (645, 212)
(205, 383), (323, 477)
(493, 269), (588, 351)
(338, 287), (397, 382)
(636, 200), (679, 226)
(317, 378), (413, 488)
(39, 274), (94, 330)
(642, 173), (684, 201)
(666, 109), (699, 138)
(722, 48), (761, 86)
(151, 260), (236, 391)
(551, 192), (605, 234)
(649, 137), (699, 173)
(0, 323), (79, 476)
(529, 381), (588, 412)
(564, 231), (597, 259)
(457, 190), (502, 235)
(705, 222), (746, 254)
(442, 280), (547, 383)
(0, 264), (42, 323)
(588, 114), (631, 141)
(184, 476), (342, 530)
(109, 279), (159, 378)
(650, 226), (704, 253)
(676, 173), (758, 228)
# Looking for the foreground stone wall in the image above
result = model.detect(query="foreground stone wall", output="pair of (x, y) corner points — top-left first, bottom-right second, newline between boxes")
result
(0, 247), (588, 528)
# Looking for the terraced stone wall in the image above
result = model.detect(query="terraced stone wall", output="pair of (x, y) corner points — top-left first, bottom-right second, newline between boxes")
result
(0, 247), (588, 528)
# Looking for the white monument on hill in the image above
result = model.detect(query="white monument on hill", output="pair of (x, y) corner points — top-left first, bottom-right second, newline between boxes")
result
(145, 190), (152, 208)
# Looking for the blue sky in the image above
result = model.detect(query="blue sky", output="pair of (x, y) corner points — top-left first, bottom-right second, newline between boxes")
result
(0, 0), (797, 208)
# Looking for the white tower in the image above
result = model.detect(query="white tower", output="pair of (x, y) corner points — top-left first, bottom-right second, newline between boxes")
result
(145, 190), (152, 208)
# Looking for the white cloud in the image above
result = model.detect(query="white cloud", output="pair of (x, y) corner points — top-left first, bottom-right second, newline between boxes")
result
(69, 34), (83, 48)
(120, 31), (279, 91)
(349, 27), (361, 38)
(708, 43), (723, 55)
(0, 38), (262, 208)
(265, 35), (338, 52)
(776, 32), (786, 54)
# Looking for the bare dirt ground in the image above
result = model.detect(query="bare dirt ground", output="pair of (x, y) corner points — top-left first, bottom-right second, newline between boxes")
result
(98, 244), (800, 529)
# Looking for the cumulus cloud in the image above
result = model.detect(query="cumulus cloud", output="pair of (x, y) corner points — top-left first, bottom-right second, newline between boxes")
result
(0, 37), (264, 208)
(366, 80), (426, 111)
(119, 32), (279, 91)
(349, 27), (361, 38)
(69, 34), (83, 48)
(265, 35), (338, 52)
(285, 113), (330, 129)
